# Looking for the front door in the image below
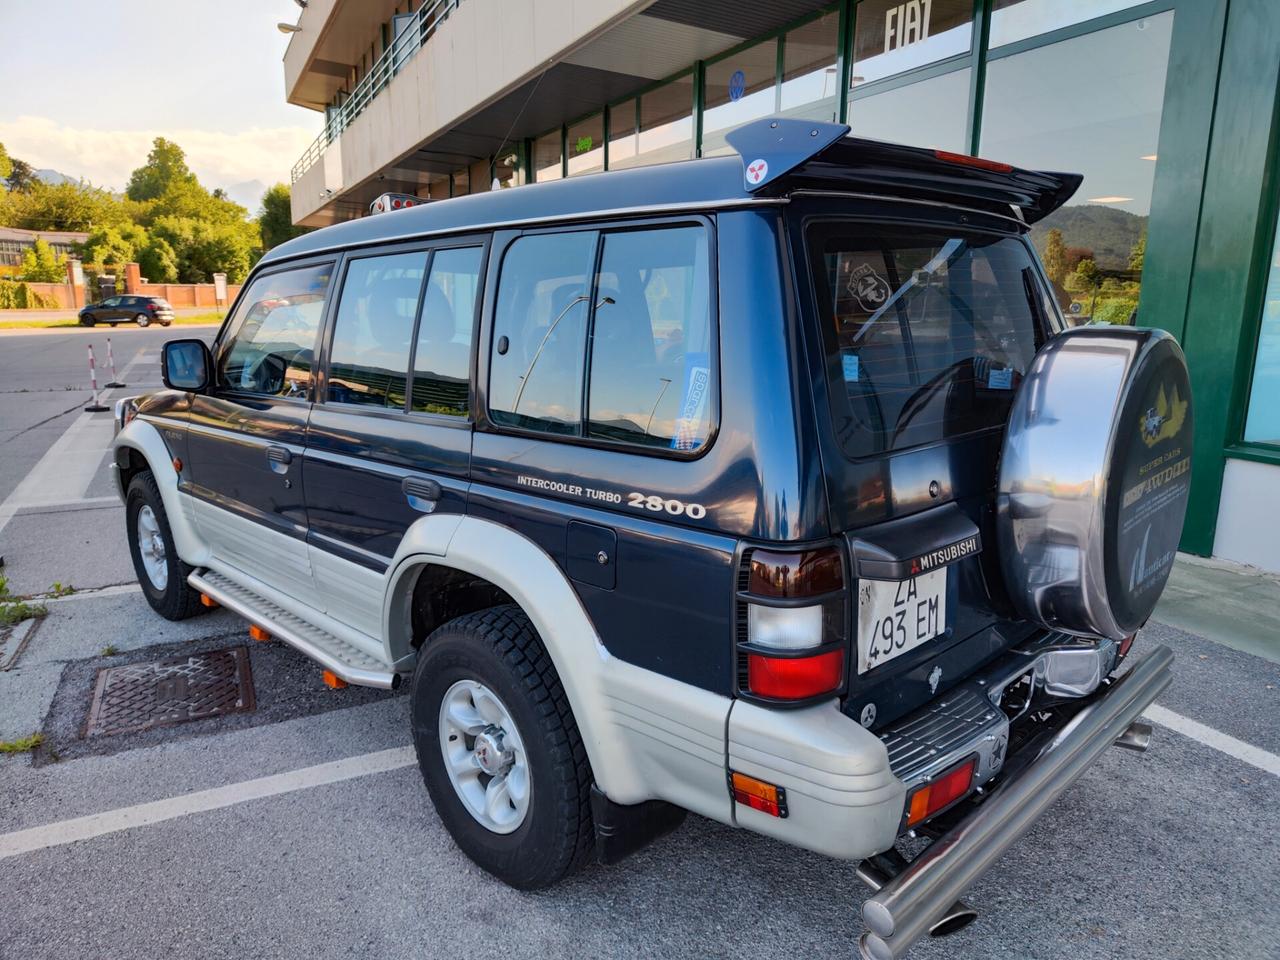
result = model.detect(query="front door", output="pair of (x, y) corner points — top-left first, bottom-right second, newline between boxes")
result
(185, 259), (334, 604)
(304, 242), (484, 638)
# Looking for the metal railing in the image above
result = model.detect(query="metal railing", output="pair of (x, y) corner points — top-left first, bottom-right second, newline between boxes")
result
(290, 0), (463, 183)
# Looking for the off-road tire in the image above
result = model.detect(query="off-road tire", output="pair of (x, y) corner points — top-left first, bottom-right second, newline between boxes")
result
(126, 471), (203, 620)
(411, 605), (594, 890)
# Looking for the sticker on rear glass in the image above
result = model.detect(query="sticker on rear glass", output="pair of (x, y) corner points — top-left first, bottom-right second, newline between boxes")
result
(842, 353), (861, 382)
(988, 366), (1013, 390)
(846, 263), (891, 312)
(670, 352), (711, 451)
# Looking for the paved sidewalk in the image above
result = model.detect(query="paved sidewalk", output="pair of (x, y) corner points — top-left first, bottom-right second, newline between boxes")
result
(1155, 554), (1280, 663)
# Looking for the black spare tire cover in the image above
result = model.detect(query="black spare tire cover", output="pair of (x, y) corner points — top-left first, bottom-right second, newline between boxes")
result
(997, 327), (1192, 640)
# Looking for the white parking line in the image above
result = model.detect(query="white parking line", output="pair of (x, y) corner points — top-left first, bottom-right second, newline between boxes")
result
(0, 747), (416, 861)
(0, 349), (146, 542)
(1145, 704), (1280, 777)
(1, 700), (1277, 862)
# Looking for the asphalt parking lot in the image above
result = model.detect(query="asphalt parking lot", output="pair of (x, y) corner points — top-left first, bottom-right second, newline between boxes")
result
(1, 326), (1277, 960)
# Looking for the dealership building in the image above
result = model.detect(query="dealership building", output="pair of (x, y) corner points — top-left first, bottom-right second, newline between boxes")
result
(282, 0), (1280, 573)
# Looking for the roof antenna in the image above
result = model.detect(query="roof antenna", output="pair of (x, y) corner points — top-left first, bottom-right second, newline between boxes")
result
(491, 65), (550, 177)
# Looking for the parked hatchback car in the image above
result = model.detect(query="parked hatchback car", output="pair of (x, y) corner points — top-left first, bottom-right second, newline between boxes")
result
(111, 118), (1193, 959)
(79, 294), (174, 327)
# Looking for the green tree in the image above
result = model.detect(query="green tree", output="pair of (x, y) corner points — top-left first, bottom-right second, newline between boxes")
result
(1128, 230), (1146, 272)
(1042, 228), (1068, 288)
(0, 142), (11, 183)
(4, 156), (36, 192)
(1074, 258), (1101, 289)
(81, 223), (147, 270)
(258, 183), (311, 251)
(2, 180), (127, 231)
(125, 137), (198, 202)
(19, 238), (66, 282)
(137, 236), (179, 283)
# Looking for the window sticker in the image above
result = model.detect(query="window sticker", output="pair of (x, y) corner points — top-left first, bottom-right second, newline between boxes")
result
(846, 263), (891, 312)
(670, 351), (711, 451)
(988, 366), (1013, 390)
(842, 352), (861, 382)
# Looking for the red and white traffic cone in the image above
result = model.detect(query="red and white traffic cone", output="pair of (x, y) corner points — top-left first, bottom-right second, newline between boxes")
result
(104, 337), (126, 388)
(84, 343), (109, 412)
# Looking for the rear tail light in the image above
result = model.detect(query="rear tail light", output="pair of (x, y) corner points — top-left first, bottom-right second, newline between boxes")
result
(737, 544), (847, 703)
(146, 303), (158, 311)
(904, 757), (976, 828)
(1118, 632), (1136, 659)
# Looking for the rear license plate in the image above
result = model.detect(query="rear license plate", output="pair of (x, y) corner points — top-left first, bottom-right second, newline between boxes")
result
(856, 569), (947, 674)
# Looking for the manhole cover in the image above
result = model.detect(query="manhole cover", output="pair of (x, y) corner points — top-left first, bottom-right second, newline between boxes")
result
(84, 646), (256, 737)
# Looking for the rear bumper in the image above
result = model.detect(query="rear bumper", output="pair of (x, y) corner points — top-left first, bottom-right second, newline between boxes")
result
(857, 643), (1174, 960)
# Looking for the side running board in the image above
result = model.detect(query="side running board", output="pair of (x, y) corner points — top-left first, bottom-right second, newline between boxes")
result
(189, 569), (400, 690)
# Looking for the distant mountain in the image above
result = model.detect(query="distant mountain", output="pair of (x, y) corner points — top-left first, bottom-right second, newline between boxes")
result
(1029, 205), (1147, 271)
(34, 168), (76, 185)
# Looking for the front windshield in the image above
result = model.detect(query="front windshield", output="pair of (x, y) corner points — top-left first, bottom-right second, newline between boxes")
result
(806, 223), (1058, 458)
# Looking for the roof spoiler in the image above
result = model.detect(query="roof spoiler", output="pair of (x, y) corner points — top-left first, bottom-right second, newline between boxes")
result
(725, 117), (1082, 225)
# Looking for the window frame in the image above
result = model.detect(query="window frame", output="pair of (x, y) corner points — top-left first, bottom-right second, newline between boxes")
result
(210, 255), (338, 406)
(313, 234), (490, 427)
(479, 213), (721, 461)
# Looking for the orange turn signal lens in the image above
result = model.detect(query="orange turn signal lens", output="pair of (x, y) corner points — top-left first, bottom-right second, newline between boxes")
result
(248, 624), (271, 642)
(322, 669), (348, 689)
(905, 758), (976, 828)
(730, 771), (788, 818)
(199, 594), (219, 609)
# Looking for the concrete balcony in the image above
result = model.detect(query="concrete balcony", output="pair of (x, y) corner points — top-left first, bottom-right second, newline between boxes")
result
(288, 0), (655, 225)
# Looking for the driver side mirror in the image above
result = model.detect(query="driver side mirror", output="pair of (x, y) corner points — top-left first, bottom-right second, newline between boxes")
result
(161, 339), (212, 392)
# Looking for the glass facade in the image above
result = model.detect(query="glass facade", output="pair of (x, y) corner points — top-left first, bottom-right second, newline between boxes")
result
(847, 67), (969, 150)
(850, 0), (971, 87)
(981, 13), (1173, 323)
(989, 0), (1151, 48)
(1244, 213), (1280, 446)
(780, 12), (841, 122)
(567, 113), (605, 177)
(702, 39), (780, 157)
(637, 74), (695, 166)
(533, 130), (563, 182)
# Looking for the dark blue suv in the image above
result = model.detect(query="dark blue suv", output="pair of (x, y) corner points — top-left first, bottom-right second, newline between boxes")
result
(112, 119), (1192, 959)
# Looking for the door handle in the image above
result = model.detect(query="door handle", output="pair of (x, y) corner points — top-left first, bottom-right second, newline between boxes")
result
(402, 475), (442, 513)
(266, 445), (292, 474)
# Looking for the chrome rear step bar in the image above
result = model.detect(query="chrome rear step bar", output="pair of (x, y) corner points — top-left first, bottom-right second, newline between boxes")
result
(858, 644), (1174, 960)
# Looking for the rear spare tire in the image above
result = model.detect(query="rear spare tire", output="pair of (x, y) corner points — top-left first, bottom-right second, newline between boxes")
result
(997, 327), (1192, 639)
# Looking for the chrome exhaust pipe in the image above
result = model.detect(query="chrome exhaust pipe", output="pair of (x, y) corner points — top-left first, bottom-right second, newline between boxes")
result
(856, 862), (977, 940)
(1114, 720), (1153, 753)
(857, 645), (1174, 960)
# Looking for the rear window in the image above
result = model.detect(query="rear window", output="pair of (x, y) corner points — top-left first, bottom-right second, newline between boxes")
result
(805, 223), (1055, 458)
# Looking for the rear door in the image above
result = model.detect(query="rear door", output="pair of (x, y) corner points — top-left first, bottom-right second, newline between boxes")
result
(185, 259), (334, 604)
(302, 240), (485, 638)
(791, 200), (1060, 728)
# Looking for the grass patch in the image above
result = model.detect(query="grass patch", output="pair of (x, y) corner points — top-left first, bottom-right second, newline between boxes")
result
(49, 581), (75, 597)
(0, 311), (225, 330)
(0, 733), (44, 754)
(0, 574), (49, 626)
(101, 644), (119, 656)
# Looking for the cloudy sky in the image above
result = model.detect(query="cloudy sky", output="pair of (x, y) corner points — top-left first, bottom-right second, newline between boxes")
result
(0, 0), (322, 213)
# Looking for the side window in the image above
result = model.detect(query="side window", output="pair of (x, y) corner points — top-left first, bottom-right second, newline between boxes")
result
(216, 263), (331, 397)
(587, 226), (713, 450)
(101, 297), (120, 307)
(488, 232), (597, 434)
(410, 246), (482, 415)
(327, 251), (427, 408)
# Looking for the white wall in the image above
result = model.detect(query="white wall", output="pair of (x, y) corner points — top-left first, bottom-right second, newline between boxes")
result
(1213, 458), (1280, 573)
